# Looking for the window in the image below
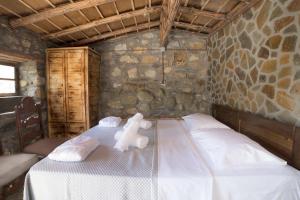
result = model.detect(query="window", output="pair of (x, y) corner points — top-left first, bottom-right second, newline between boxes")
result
(0, 64), (17, 96)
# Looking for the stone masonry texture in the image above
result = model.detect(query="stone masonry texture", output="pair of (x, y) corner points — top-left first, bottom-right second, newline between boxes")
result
(207, 0), (300, 125)
(91, 29), (210, 118)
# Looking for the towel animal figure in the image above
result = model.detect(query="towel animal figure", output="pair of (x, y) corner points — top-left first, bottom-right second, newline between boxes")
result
(114, 113), (152, 152)
(114, 115), (152, 140)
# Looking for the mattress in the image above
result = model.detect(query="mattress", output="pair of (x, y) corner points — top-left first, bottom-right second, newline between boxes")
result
(24, 119), (300, 200)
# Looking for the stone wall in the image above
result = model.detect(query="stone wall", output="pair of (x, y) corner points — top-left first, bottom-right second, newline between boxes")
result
(91, 29), (210, 118)
(208, 0), (300, 124)
(0, 17), (50, 154)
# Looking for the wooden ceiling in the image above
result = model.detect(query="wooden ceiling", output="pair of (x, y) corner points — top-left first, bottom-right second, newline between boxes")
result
(0, 0), (260, 46)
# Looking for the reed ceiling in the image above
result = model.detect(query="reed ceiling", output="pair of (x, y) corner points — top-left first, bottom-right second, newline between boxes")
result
(0, 0), (260, 46)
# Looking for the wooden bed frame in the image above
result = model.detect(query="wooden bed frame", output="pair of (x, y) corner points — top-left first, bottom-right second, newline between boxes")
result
(211, 104), (300, 170)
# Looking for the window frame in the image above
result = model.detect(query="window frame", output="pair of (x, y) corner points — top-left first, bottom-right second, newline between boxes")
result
(0, 62), (19, 97)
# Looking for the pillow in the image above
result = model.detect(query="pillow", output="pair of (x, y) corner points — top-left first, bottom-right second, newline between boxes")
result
(98, 116), (122, 127)
(192, 128), (287, 169)
(182, 113), (230, 132)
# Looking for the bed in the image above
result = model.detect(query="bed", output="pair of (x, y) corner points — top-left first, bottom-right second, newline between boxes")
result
(24, 105), (300, 200)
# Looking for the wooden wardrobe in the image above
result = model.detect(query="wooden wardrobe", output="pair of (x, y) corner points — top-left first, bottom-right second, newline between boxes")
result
(46, 47), (100, 138)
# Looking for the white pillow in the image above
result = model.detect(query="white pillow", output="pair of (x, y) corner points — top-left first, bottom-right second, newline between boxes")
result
(182, 113), (230, 132)
(98, 116), (122, 127)
(192, 128), (287, 169)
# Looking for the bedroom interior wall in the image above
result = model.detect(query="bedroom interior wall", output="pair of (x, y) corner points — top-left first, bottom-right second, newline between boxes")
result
(90, 29), (210, 118)
(208, 0), (300, 125)
(0, 17), (50, 154)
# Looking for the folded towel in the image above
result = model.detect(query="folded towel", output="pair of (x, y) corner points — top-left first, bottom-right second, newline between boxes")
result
(135, 136), (149, 149)
(48, 136), (100, 162)
(114, 130), (123, 141)
(114, 113), (149, 152)
(99, 116), (122, 127)
(114, 120), (152, 141)
(140, 120), (152, 129)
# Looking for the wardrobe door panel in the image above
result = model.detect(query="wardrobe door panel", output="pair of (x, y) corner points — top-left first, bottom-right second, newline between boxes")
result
(65, 50), (86, 122)
(47, 51), (66, 122)
(49, 123), (65, 138)
(65, 123), (86, 138)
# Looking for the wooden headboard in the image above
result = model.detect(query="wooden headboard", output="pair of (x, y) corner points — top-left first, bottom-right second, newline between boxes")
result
(211, 104), (300, 170)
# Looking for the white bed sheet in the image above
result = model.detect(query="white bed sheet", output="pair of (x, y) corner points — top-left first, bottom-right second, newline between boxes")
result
(157, 120), (213, 200)
(24, 119), (300, 200)
(183, 122), (300, 200)
(211, 166), (300, 200)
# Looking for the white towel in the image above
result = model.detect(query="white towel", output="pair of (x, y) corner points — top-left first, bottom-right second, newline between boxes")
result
(140, 120), (152, 129)
(48, 136), (100, 162)
(99, 116), (122, 127)
(114, 113), (149, 152)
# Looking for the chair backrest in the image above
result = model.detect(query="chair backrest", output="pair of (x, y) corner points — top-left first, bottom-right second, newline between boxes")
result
(15, 97), (44, 151)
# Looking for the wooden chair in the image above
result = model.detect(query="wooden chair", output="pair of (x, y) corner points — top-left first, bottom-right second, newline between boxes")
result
(15, 97), (66, 157)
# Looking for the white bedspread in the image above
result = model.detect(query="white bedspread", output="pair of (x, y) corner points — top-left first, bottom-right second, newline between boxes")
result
(24, 122), (156, 200)
(185, 124), (300, 200)
(157, 120), (212, 200)
(211, 166), (300, 200)
(24, 119), (300, 200)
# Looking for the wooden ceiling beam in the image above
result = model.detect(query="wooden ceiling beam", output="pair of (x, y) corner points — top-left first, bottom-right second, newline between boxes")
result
(173, 21), (212, 33)
(0, 2), (64, 43)
(160, 0), (180, 46)
(71, 21), (160, 46)
(94, 5), (114, 33)
(179, 7), (226, 21)
(130, 0), (139, 32)
(43, 6), (161, 39)
(67, 0), (101, 35)
(0, 49), (35, 63)
(42, 0), (84, 41)
(201, 0), (211, 9)
(198, 0), (229, 33)
(19, 0), (77, 42)
(10, 0), (116, 28)
(113, 2), (126, 30)
(211, 0), (261, 35)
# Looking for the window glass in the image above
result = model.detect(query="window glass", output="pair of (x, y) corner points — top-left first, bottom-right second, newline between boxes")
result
(0, 64), (16, 94)
(0, 65), (15, 79)
(0, 80), (15, 93)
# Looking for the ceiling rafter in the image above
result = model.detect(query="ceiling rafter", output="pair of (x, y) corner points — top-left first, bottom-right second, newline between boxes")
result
(145, 0), (152, 30)
(9, 0), (117, 28)
(68, 0), (102, 36)
(71, 21), (160, 46)
(160, 0), (180, 46)
(0, 2), (64, 43)
(198, 0), (230, 34)
(179, 7), (226, 21)
(113, 2), (126, 30)
(210, 0), (261, 35)
(19, 0), (78, 42)
(130, 0), (139, 32)
(173, 21), (212, 33)
(0, 0), (263, 46)
(94, 5), (114, 34)
(43, 6), (161, 39)
(42, 0), (88, 40)
(190, 0), (210, 29)
(174, 0), (190, 29)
